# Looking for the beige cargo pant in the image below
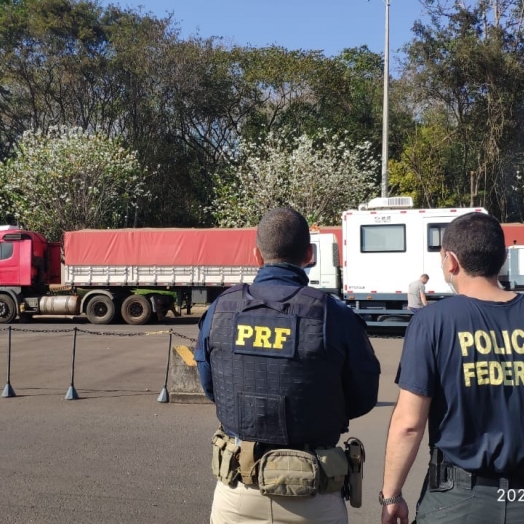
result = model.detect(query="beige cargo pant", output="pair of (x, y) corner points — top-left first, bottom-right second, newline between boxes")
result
(210, 480), (348, 524)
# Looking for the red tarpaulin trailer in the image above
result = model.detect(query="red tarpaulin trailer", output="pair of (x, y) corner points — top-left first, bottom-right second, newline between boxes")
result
(64, 228), (259, 267)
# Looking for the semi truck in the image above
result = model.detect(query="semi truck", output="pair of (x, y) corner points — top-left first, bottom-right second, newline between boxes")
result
(0, 226), (340, 325)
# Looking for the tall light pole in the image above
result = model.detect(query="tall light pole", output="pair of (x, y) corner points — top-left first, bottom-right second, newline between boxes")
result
(381, 0), (390, 198)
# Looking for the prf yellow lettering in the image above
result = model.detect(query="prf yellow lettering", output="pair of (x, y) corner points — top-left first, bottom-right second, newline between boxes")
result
(253, 326), (272, 348)
(273, 328), (291, 349)
(236, 325), (254, 346)
(235, 324), (291, 350)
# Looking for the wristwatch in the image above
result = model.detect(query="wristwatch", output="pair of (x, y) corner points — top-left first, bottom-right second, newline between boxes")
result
(379, 490), (404, 505)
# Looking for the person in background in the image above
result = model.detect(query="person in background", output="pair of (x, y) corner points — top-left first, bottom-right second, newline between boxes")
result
(407, 274), (429, 313)
(195, 207), (380, 524)
(381, 212), (524, 524)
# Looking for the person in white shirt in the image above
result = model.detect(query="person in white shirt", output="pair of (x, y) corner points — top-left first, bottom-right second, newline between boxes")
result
(407, 274), (429, 312)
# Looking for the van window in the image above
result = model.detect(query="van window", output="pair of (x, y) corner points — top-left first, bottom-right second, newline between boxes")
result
(0, 242), (13, 260)
(427, 223), (447, 252)
(361, 225), (406, 252)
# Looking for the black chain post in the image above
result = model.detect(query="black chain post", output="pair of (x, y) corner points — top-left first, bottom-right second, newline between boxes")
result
(64, 327), (79, 400)
(157, 332), (173, 403)
(2, 326), (15, 398)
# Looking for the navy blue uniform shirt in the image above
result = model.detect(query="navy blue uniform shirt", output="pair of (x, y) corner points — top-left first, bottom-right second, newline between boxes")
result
(397, 293), (524, 474)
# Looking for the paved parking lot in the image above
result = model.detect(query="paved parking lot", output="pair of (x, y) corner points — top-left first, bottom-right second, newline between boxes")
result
(0, 318), (428, 524)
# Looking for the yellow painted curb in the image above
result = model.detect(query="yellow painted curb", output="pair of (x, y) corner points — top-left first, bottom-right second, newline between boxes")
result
(174, 345), (197, 367)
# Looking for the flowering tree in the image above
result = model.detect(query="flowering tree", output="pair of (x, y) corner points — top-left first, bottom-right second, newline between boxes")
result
(210, 130), (379, 226)
(0, 127), (150, 241)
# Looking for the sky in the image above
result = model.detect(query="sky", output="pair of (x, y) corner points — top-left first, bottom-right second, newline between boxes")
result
(99, 0), (427, 61)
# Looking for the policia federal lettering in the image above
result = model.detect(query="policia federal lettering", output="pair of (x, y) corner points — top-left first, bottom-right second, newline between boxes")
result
(458, 329), (524, 387)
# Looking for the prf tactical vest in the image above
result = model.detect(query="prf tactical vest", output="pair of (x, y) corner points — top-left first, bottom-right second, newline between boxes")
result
(208, 283), (347, 447)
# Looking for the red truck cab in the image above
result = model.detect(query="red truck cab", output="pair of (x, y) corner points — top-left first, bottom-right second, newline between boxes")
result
(0, 228), (61, 287)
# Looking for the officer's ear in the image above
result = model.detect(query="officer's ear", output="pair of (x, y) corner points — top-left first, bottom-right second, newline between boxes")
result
(254, 246), (264, 266)
(301, 244), (314, 268)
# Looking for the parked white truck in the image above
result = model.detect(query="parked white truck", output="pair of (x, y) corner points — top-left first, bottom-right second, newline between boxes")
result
(307, 197), (488, 326)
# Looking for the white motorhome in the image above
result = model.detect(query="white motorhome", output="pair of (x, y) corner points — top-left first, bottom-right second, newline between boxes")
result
(342, 197), (488, 324)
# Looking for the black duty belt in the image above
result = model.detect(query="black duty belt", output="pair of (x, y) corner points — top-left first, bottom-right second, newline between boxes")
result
(429, 447), (524, 489)
(445, 465), (524, 489)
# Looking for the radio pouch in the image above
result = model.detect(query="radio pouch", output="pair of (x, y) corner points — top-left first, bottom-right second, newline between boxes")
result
(258, 449), (319, 497)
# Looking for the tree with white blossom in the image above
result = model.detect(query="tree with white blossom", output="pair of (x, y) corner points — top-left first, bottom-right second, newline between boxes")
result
(210, 129), (379, 226)
(0, 127), (150, 241)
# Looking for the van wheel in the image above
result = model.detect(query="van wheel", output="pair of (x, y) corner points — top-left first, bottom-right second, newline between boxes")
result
(121, 295), (151, 325)
(86, 296), (115, 324)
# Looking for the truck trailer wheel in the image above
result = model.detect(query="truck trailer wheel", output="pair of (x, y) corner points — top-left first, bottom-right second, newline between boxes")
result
(121, 295), (151, 325)
(86, 296), (115, 324)
(0, 295), (17, 324)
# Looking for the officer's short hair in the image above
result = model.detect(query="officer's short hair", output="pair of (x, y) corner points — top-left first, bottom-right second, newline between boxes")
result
(442, 212), (506, 277)
(257, 208), (310, 266)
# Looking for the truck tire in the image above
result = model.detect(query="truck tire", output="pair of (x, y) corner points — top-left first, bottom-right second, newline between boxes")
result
(0, 295), (17, 324)
(121, 295), (151, 325)
(86, 295), (115, 325)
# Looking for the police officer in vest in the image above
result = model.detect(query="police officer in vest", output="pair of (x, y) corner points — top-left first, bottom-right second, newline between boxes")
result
(195, 207), (380, 524)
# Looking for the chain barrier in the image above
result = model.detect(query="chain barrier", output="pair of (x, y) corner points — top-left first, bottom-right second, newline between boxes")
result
(0, 324), (402, 341)
(369, 333), (405, 340)
(0, 326), (197, 343)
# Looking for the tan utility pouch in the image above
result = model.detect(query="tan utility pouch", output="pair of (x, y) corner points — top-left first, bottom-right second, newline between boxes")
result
(258, 449), (319, 497)
(316, 447), (349, 494)
(211, 429), (240, 486)
(345, 437), (365, 508)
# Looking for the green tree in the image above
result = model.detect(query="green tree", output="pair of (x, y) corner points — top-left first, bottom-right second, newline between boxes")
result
(0, 126), (149, 240)
(389, 113), (460, 207)
(401, 0), (524, 216)
(210, 129), (379, 227)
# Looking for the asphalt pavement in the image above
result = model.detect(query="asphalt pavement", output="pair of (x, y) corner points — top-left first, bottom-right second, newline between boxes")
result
(0, 317), (428, 524)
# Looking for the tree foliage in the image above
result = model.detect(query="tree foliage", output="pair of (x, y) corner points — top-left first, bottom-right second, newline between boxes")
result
(0, 126), (148, 240)
(210, 129), (379, 227)
(401, 0), (524, 218)
(3, 0), (524, 231)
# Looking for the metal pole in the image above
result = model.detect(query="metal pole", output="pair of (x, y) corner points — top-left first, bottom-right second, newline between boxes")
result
(157, 332), (172, 403)
(2, 326), (15, 398)
(64, 327), (79, 400)
(381, 0), (391, 198)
